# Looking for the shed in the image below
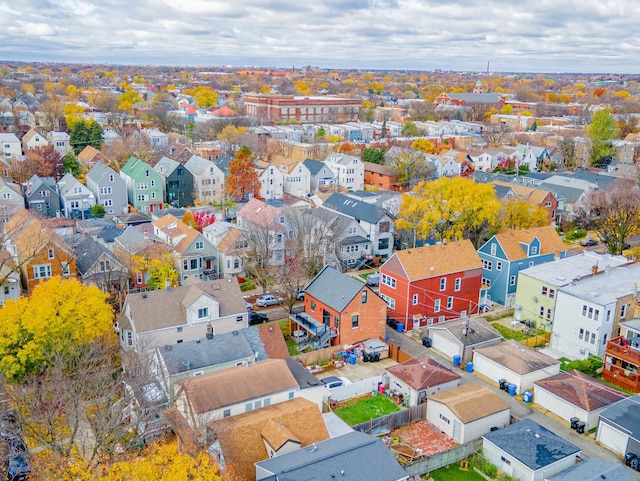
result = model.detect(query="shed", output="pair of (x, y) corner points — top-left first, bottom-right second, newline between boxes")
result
(427, 317), (502, 364)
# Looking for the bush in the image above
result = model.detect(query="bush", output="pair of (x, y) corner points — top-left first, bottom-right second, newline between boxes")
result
(91, 204), (106, 218)
(562, 356), (603, 377)
(239, 279), (255, 292)
(565, 228), (586, 241)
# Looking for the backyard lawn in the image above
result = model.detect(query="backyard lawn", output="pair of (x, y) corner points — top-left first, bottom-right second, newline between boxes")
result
(430, 464), (489, 481)
(333, 394), (400, 425)
(491, 322), (544, 341)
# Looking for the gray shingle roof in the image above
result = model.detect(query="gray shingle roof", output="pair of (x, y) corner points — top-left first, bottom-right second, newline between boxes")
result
(599, 394), (640, 442)
(323, 192), (386, 224)
(483, 419), (580, 471)
(303, 158), (326, 176)
(255, 431), (406, 481)
(546, 458), (636, 481)
(305, 266), (365, 313)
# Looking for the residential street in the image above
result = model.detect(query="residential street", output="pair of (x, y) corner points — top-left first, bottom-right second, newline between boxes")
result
(384, 325), (640, 478)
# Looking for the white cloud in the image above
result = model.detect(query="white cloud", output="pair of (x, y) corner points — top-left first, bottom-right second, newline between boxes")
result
(1, 0), (639, 72)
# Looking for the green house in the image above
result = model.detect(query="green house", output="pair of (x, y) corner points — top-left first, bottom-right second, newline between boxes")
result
(119, 156), (164, 213)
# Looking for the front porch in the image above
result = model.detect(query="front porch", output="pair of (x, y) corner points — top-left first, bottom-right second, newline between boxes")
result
(290, 311), (337, 350)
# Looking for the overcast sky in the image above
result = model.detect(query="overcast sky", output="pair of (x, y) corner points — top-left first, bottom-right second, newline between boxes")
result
(3, 0), (639, 73)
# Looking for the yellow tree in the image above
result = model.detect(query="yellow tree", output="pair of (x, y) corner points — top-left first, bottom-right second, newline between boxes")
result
(0, 277), (114, 383)
(396, 178), (500, 247)
(411, 138), (435, 154)
(118, 91), (142, 112)
(133, 252), (179, 290)
(185, 86), (219, 108)
(500, 198), (550, 229)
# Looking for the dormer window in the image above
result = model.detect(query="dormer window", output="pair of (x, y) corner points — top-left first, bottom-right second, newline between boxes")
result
(531, 246), (538, 255)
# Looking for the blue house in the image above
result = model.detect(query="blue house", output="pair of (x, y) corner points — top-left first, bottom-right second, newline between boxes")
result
(477, 226), (569, 307)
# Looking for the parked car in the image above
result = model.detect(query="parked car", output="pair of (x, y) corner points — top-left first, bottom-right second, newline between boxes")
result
(297, 289), (305, 301)
(580, 238), (598, 247)
(249, 312), (269, 325)
(245, 301), (253, 310)
(320, 376), (352, 389)
(256, 294), (283, 307)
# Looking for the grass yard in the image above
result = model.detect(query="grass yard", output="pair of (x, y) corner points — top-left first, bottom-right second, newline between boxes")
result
(333, 394), (400, 425)
(491, 322), (543, 341)
(430, 464), (487, 481)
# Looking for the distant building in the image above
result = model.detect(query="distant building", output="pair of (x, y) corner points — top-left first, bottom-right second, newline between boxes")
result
(243, 94), (361, 123)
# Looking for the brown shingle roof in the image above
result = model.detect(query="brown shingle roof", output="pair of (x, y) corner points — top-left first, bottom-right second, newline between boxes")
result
(207, 398), (328, 481)
(473, 340), (559, 375)
(493, 181), (550, 206)
(217, 227), (243, 254)
(77, 145), (102, 165)
(258, 323), (290, 359)
(122, 279), (247, 333)
(493, 225), (566, 261)
(428, 384), (509, 423)
(364, 162), (395, 176)
(176, 359), (298, 414)
(261, 419), (300, 451)
(384, 240), (482, 280)
(386, 356), (461, 391)
(238, 198), (282, 228)
(533, 369), (628, 412)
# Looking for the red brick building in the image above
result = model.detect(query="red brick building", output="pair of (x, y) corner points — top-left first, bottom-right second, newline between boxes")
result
(243, 94), (361, 124)
(363, 162), (400, 191)
(379, 240), (484, 331)
(294, 266), (386, 348)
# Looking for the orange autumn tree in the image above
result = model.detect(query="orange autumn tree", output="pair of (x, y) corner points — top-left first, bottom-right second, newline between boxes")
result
(225, 145), (260, 201)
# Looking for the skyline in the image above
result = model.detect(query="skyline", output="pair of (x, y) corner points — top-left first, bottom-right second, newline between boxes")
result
(4, 1), (640, 74)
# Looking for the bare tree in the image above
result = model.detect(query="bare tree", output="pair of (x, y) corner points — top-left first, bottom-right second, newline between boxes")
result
(574, 181), (640, 255)
(240, 222), (275, 295)
(386, 149), (435, 190)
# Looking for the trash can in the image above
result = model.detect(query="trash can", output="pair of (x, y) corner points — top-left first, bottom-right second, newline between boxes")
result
(466, 361), (474, 373)
(396, 322), (405, 333)
(498, 379), (508, 391)
(349, 352), (357, 365)
(570, 417), (579, 430)
(576, 421), (586, 434)
(508, 383), (517, 396)
(523, 391), (533, 403)
(422, 337), (432, 348)
(453, 355), (461, 366)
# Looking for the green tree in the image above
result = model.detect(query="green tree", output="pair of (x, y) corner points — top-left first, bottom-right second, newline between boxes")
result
(401, 122), (420, 137)
(396, 177), (500, 247)
(69, 120), (103, 155)
(0, 277), (114, 383)
(361, 147), (385, 164)
(62, 152), (81, 176)
(315, 126), (326, 139)
(91, 204), (106, 218)
(588, 106), (618, 166)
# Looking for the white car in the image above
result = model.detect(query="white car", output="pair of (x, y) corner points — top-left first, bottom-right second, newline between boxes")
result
(256, 294), (283, 307)
(320, 376), (352, 389)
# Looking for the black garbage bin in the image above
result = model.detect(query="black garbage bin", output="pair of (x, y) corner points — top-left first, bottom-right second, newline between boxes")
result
(570, 417), (579, 430)
(498, 379), (507, 391)
(625, 453), (637, 467)
(575, 421), (586, 434)
(422, 337), (432, 348)
(631, 456), (640, 472)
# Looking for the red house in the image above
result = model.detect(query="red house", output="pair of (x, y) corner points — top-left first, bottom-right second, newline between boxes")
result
(379, 240), (484, 331)
(293, 266), (386, 348)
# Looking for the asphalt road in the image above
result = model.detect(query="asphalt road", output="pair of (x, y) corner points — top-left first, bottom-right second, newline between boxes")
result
(384, 325), (640, 478)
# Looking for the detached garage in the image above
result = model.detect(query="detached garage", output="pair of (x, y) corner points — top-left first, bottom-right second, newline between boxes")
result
(596, 394), (640, 458)
(427, 317), (502, 364)
(534, 370), (628, 431)
(473, 340), (560, 394)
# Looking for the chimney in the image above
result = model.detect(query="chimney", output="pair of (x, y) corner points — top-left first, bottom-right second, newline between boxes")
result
(144, 230), (149, 239)
(592, 264), (599, 275)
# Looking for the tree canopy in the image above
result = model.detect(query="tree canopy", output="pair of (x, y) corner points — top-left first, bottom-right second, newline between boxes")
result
(361, 147), (385, 164)
(70, 120), (103, 155)
(225, 146), (260, 201)
(499, 198), (550, 229)
(0, 277), (114, 383)
(396, 177), (500, 247)
(588, 105), (618, 166)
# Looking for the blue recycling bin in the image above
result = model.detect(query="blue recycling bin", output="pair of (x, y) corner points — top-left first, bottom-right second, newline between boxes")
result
(508, 384), (517, 396)
(453, 355), (461, 366)
(349, 352), (357, 365)
(523, 391), (533, 403)
(396, 322), (405, 333)
(466, 361), (474, 373)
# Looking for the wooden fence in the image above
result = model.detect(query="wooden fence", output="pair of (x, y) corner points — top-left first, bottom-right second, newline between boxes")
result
(292, 345), (343, 367)
(351, 404), (426, 435)
(404, 439), (483, 477)
(388, 343), (414, 363)
(519, 332), (551, 348)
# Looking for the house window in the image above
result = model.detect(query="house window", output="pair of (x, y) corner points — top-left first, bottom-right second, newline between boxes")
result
(48, 247), (54, 259)
(621, 304), (628, 318)
(183, 259), (188, 270)
(177, 327), (183, 333)
(100, 260), (111, 271)
(539, 306), (545, 317)
(541, 286), (548, 296)
(482, 260), (492, 270)
(352, 315), (359, 329)
(603, 333), (608, 345)
(195, 241), (204, 250)
(482, 278), (491, 287)
(311, 302), (316, 312)
(549, 288), (555, 299)
(136, 273), (143, 284)
(254, 400), (262, 409)
(198, 307), (209, 319)
(245, 403), (253, 412)
(439, 278), (446, 291)
(582, 305), (588, 317)
(412, 294), (418, 306)
(490, 243), (497, 256)
(223, 409), (231, 418)
(434, 299), (441, 313)
(509, 275), (516, 286)
(378, 238), (389, 250)
(33, 264), (52, 279)
(531, 246), (538, 255)
(190, 259), (198, 270)
(263, 398), (270, 407)
(335, 316), (339, 331)
(496, 261), (502, 271)
(590, 332), (596, 344)
(454, 278), (461, 291)
(288, 391), (294, 399)
(447, 296), (453, 309)
(62, 262), (70, 276)
(362, 290), (367, 304)
(579, 328), (584, 340)
(380, 293), (395, 309)
(127, 331), (133, 346)
(381, 274), (396, 288)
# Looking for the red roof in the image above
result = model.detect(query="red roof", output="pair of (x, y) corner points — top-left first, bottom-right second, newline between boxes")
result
(212, 105), (238, 117)
(185, 105), (197, 115)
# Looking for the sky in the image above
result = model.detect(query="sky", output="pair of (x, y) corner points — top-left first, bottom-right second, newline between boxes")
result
(3, 0), (640, 73)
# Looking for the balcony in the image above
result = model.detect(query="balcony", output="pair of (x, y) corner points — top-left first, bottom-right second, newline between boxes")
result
(606, 337), (640, 365)
(602, 336), (640, 392)
(290, 312), (337, 350)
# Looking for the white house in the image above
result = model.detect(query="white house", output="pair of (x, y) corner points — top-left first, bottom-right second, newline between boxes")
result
(257, 162), (285, 200)
(56, 172), (96, 218)
(202, 221), (246, 278)
(473, 340), (560, 394)
(551, 263), (640, 360)
(184, 154), (226, 204)
(324, 153), (364, 192)
(142, 128), (169, 151)
(0, 133), (22, 161)
(426, 384), (510, 444)
(46, 131), (71, 156)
